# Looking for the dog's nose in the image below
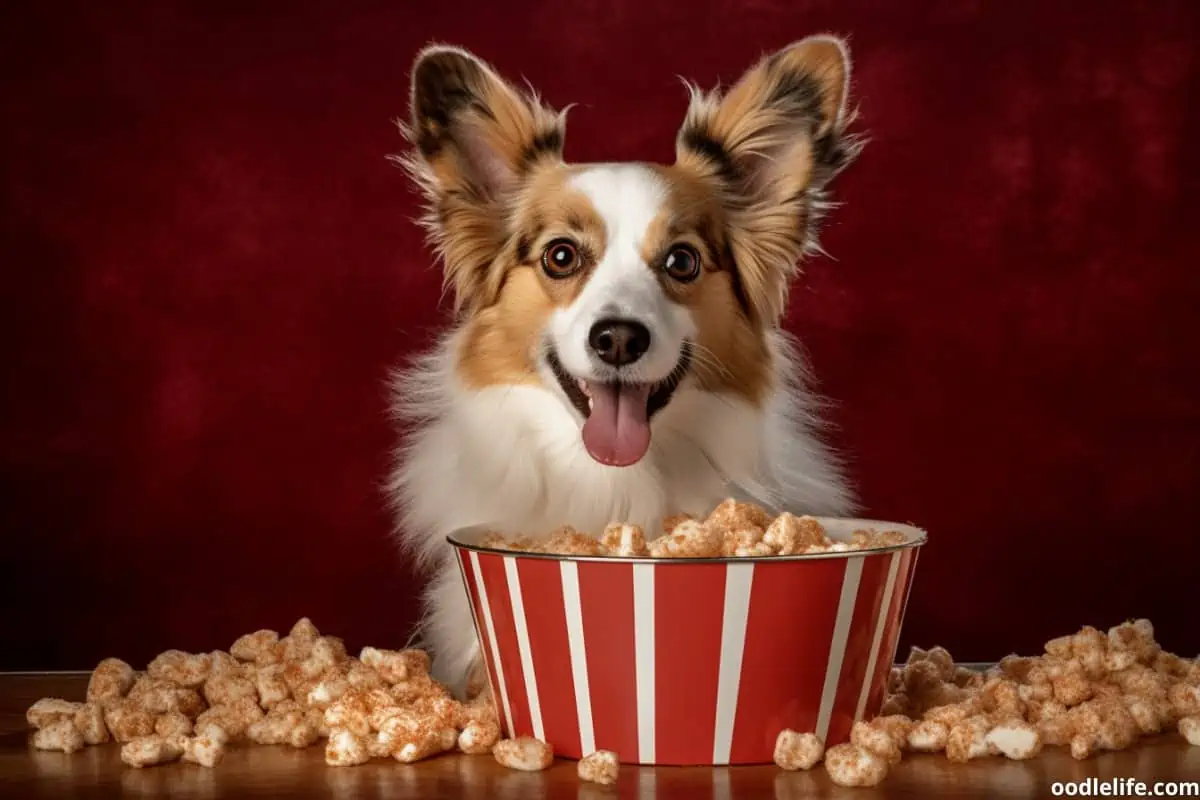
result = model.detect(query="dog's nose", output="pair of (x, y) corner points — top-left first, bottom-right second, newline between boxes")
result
(588, 319), (651, 367)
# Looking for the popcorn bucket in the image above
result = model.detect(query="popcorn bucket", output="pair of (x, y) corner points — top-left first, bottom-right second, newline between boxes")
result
(449, 518), (925, 766)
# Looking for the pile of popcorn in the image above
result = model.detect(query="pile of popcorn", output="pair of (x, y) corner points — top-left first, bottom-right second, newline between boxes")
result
(481, 499), (910, 558)
(773, 618), (1200, 787)
(26, 617), (624, 785)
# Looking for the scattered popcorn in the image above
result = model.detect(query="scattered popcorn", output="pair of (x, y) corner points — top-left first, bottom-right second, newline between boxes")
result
(120, 735), (183, 768)
(74, 702), (109, 745)
(1179, 716), (1200, 747)
(773, 729), (824, 770)
(87, 658), (136, 706)
(231, 630), (282, 664)
(945, 715), (996, 763)
(823, 743), (890, 788)
(181, 734), (225, 768)
(905, 720), (949, 752)
(493, 736), (554, 771)
(154, 711), (192, 738)
(705, 498), (773, 534)
(326, 729), (371, 766)
(457, 719), (501, 754)
(986, 719), (1042, 760)
(850, 720), (902, 765)
(32, 718), (86, 754)
(26, 698), (83, 729)
(578, 750), (620, 785)
(147, 650), (212, 687)
(103, 701), (157, 743)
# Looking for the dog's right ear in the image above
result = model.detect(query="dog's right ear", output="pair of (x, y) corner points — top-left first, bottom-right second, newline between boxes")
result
(399, 46), (566, 312)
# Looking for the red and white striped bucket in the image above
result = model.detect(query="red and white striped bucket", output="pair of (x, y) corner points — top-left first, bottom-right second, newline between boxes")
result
(451, 518), (924, 766)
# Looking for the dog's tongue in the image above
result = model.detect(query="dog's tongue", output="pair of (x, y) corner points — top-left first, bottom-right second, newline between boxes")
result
(582, 382), (652, 466)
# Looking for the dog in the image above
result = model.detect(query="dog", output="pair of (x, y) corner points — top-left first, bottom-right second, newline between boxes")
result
(388, 36), (863, 692)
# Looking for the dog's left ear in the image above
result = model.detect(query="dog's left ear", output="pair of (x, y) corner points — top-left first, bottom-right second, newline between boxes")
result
(400, 46), (566, 311)
(675, 36), (862, 322)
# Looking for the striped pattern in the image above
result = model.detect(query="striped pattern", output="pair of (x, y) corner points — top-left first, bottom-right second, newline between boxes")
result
(456, 545), (920, 765)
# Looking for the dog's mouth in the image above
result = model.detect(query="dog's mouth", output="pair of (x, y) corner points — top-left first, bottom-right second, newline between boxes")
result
(545, 344), (692, 468)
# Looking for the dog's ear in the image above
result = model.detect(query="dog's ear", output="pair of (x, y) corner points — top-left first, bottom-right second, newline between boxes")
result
(400, 46), (566, 312)
(675, 36), (862, 323)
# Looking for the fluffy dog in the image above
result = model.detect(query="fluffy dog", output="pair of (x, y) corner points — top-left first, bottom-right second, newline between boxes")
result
(388, 36), (863, 690)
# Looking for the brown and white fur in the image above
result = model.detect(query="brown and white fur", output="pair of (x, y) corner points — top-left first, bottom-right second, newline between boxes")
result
(388, 38), (864, 691)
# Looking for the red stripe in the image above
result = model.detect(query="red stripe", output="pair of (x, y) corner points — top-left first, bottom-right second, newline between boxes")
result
(516, 559), (581, 757)
(864, 548), (917, 716)
(475, 553), (533, 738)
(654, 563), (727, 765)
(729, 559), (847, 764)
(824, 553), (891, 745)
(457, 550), (505, 733)
(577, 561), (639, 760)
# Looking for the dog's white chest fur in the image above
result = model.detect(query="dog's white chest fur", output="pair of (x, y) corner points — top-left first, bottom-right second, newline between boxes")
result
(389, 329), (854, 688)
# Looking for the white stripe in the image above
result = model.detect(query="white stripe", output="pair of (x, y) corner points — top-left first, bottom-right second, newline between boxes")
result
(560, 561), (595, 755)
(632, 563), (656, 764)
(853, 552), (902, 722)
(504, 556), (544, 742)
(711, 563), (754, 764)
(814, 557), (864, 743)
(469, 551), (515, 738)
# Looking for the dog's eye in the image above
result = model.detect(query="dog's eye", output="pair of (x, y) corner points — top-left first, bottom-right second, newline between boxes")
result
(542, 239), (580, 278)
(663, 244), (701, 282)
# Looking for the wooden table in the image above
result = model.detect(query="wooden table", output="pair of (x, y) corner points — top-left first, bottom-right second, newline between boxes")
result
(2, 674), (1198, 798)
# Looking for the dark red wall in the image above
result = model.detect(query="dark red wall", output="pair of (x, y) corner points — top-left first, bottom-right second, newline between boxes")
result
(3, 1), (1197, 670)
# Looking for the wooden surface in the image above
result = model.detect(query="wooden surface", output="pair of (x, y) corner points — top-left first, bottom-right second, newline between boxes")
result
(2, 674), (1198, 798)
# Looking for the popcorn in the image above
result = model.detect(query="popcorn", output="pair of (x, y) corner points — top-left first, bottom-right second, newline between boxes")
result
(540, 525), (605, 556)
(392, 727), (457, 763)
(282, 618), (321, 662)
(147, 650), (212, 687)
(660, 514), (694, 534)
(945, 715), (994, 763)
(32, 718), (86, 754)
(493, 737), (554, 771)
(477, 500), (914, 559)
(120, 735), (184, 768)
(203, 672), (258, 708)
(905, 720), (949, 752)
(850, 720), (902, 765)
(1180, 716), (1200, 747)
(181, 735), (225, 768)
(103, 701), (157, 743)
(647, 519), (722, 558)
(194, 697), (264, 741)
(578, 750), (620, 785)
(154, 711), (193, 738)
(231, 630), (282, 665)
(457, 719), (501, 754)
(1169, 682), (1200, 717)
(26, 698), (83, 729)
(986, 720), (1042, 760)
(256, 664), (290, 708)
(359, 647), (428, 684)
(823, 743), (890, 788)
(326, 729), (371, 766)
(773, 729), (824, 770)
(247, 702), (319, 748)
(763, 513), (830, 555)
(705, 499), (773, 534)
(74, 702), (110, 745)
(87, 658), (136, 706)
(601, 523), (649, 557)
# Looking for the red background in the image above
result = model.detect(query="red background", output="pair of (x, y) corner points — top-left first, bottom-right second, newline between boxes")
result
(2, 2), (1198, 670)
